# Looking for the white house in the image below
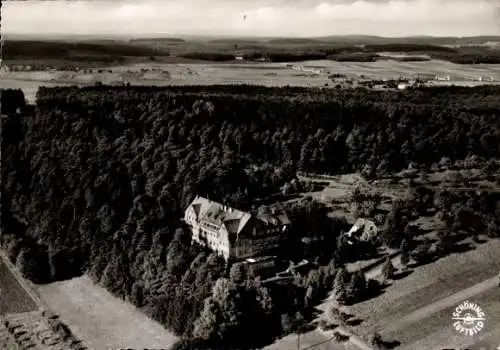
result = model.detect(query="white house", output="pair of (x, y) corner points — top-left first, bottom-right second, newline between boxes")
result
(346, 218), (378, 242)
(398, 83), (408, 90)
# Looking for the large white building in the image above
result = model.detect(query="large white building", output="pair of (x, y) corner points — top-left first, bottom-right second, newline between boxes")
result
(184, 196), (290, 261)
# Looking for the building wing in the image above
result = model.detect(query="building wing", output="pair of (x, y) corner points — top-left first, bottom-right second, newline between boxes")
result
(186, 196), (289, 236)
(185, 196), (290, 260)
(186, 195), (253, 237)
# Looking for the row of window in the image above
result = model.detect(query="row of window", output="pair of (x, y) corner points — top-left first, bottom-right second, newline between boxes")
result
(201, 221), (220, 231)
(200, 228), (219, 239)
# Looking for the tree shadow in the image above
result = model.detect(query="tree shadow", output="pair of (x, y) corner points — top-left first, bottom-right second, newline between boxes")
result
(409, 255), (438, 268)
(392, 269), (413, 280)
(345, 318), (363, 326)
(474, 238), (488, 245)
(381, 339), (401, 349)
(341, 311), (354, 319)
(450, 232), (469, 243)
(449, 242), (476, 254)
(298, 323), (317, 334)
(416, 227), (435, 235)
(333, 331), (350, 342)
(357, 250), (384, 262)
(356, 288), (385, 304)
(306, 309), (323, 321)
(343, 243), (382, 262)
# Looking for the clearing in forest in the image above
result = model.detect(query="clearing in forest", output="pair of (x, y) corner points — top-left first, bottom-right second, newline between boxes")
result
(36, 275), (179, 350)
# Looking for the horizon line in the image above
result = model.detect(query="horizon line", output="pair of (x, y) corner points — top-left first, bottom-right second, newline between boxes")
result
(4, 33), (500, 40)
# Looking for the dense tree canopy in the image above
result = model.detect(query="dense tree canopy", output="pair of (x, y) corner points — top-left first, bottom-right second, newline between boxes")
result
(2, 85), (500, 349)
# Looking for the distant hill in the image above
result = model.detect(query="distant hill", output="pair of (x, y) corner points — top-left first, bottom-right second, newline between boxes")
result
(6, 34), (500, 46)
(3, 40), (170, 60)
(129, 38), (186, 44)
(4, 35), (500, 65)
(208, 39), (261, 45)
(314, 35), (500, 47)
(363, 43), (456, 53)
(267, 38), (322, 45)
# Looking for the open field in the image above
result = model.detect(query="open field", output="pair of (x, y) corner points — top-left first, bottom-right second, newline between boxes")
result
(386, 283), (500, 350)
(36, 275), (178, 350)
(265, 327), (360, 350)
(0, 256), (38, 315)
(1, 253), (86, 349)
(0, 79), (63, 104)
(346, 239), (500, 349)
(3, 59), (500, 104)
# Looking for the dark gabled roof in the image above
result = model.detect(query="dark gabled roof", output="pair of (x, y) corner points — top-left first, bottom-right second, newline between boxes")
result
(186, 195), (290, 237)
(187, 196), (251, 235)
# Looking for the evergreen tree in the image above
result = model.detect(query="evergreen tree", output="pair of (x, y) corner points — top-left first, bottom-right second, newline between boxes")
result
(16, 248), (39, 282)
(229, 262), (248, 285)
(381, 257), (395, 281)
(485, 221), (499, 238)
(400, 239), (410, 267)
(333, 266), (350, 298)
(348, 270), (367, 303)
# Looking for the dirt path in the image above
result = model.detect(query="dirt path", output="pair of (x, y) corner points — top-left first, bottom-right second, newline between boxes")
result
(323, 261), (497, 350)
(382, 276), (498, 335)
(317, 254), (404, 350)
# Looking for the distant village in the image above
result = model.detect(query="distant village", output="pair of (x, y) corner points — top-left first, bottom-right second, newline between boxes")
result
(3, 62), (496, 92)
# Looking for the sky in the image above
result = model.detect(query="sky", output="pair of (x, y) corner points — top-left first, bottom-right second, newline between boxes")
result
(2, 0), (500, 38)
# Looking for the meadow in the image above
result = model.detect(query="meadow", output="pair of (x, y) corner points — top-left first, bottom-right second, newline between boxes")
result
(348, 239), (500, 349)
(3, 59), (500, 104)
(0, 256), (38, 315)
(36, 275), (179, 350)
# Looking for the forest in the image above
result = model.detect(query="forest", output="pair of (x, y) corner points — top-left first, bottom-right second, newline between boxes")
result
(5, 39), (500, 65)
(1, 85), (500, 349)
(4, 40), (169, 59)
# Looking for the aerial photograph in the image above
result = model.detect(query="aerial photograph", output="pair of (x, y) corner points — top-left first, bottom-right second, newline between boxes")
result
(1, 0), (500, 349)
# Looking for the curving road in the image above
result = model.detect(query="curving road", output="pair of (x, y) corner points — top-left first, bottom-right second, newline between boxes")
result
(382, 277), (498, 335)
(322, 255), (499, 350)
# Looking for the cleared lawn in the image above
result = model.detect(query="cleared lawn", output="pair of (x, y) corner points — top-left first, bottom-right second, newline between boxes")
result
(396, 287), (500, 350)
(347, 239), (500, 348)
(36, 275), (178, 350)
(0, 257), (38, 315)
